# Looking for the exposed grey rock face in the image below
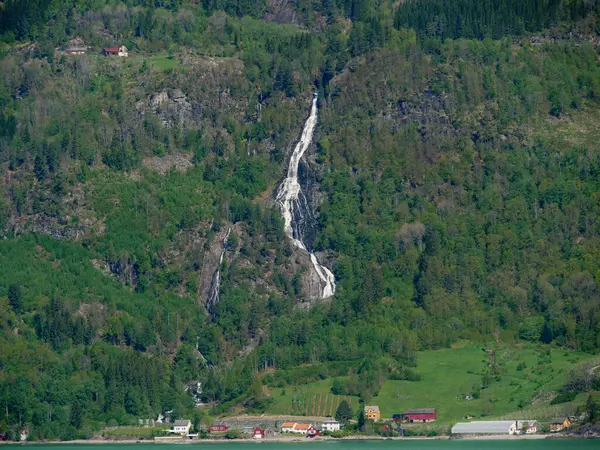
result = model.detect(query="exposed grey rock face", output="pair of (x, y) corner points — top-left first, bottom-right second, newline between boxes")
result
(137, 89), (193, 128)
(263, 0), (298, 24)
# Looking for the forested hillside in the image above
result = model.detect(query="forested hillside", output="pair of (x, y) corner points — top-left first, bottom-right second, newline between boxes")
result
(1, 0), (600, 440)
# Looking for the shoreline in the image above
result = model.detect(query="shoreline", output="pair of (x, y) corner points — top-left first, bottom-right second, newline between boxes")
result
(4, 433), (594, 444)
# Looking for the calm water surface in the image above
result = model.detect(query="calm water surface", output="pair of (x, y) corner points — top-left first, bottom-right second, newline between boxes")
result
(10, 441), (599, 450)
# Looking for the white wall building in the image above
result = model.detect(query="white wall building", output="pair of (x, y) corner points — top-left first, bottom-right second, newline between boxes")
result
(171, 419), (192, 435)
(517, 420), (539, 434)
(321, 420), (341, 432)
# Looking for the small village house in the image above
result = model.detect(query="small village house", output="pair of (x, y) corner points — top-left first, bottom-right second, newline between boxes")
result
(208, 424), (229, 433)
(321, 420), (341, 432)
(66, 46), (87, 55)
(103, 46), (128, 57)
(171, 419), (191, 435)
(307, 426), (321, 438)
(364, 405), (380, 421)
(65, 37), (87, 55)
(253, 427), (265, 439)
(550, 417), (572, 432)
(281, 422), (296, 433)
(517, 420), (539, 434)
(291, 423), (311, 435)
(402, 408), (437, 423)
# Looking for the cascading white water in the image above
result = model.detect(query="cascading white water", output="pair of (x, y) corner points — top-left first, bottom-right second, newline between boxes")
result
(207, 227), (231, 312)
(276, 95), (336, 298)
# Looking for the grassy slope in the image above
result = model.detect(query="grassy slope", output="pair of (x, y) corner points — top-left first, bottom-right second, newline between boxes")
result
(265, 343), (594, 424)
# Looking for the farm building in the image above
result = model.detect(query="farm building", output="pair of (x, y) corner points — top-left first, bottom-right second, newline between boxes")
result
(208, 424), (229, 433)
(452, 421), (518, 435)
(292, 424), (311, 434)
(550, 417), (572, 432)
(103, 46), (128, 57)
(403, 408), (437, 422)
(281, 422), (296, 433)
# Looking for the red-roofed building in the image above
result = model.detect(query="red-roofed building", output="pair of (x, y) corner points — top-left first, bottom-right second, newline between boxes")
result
(307, 426), (320, 438)
(403, 408), (437, 423)
(253, 428), (265, 439)
(208, 424), (229, 433)
(103, 46), (128, 57)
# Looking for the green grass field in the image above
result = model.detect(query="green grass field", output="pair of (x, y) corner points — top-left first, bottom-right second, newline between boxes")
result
(267, 380), (360, 416)
(265, 343), (595, 424)
(102, 426), (170, 438)
(149, 55), (181, 70)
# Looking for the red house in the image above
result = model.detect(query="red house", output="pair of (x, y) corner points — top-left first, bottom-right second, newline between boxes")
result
(403, 408), (437, 423)
(208, 424), (229, 433)
(307, 426), (321, 438)
(253, 428), (265, 439)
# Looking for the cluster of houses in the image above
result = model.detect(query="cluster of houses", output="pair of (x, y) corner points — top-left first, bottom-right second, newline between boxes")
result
(163, 410), (572, 440)
(452, 419), (540, 435)
(280, 420), (341, 437)
(64, 38), (128, 57)
(450, 417), (572, 435)
(365, 405), (438, 423)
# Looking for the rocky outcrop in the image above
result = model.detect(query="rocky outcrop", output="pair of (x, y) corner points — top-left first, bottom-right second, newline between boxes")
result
(263, 0), (298, 24)
(137, 89), (193, 128)
(107, 257), (139, 286)
(142, 153), (193, 175)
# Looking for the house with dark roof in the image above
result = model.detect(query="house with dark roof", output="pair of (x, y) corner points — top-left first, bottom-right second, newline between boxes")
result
(550, 417), (571, 432)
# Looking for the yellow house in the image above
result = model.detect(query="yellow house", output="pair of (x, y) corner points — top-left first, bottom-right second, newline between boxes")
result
(364, 405), (380, 421)
(550, 417), (571, 432)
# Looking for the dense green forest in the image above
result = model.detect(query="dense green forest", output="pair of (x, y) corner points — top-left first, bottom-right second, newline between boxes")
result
(1, 0), (600, 440)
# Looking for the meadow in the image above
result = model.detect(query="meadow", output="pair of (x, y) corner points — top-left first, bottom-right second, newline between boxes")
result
(265, 344), (595, 424)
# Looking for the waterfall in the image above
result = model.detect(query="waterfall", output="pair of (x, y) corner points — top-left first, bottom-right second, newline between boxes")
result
(207, 227), (231, 313)
(276, 95), (336, 298)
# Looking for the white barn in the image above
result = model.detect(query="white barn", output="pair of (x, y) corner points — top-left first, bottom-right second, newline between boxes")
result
(452, 420), (518, 435)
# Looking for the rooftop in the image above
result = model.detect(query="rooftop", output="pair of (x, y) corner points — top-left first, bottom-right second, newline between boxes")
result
(451, 421), (516, 434)
(405, 408), (436, 414)
(294, 424), (310, 430)
(173, 420), (191, 426)
(364, 405), (380, 412)
(281, 422), (296, 427)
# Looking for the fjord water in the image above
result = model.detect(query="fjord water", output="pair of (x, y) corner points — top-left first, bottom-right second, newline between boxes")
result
(276, 94), (336, 298)
(12, 442), (597, 450)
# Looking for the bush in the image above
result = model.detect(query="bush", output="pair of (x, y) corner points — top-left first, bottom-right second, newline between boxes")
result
(551, 391), (577, 405)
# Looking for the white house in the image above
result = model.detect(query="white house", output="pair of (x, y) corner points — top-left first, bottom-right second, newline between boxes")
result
(281, 422), (296, 433)
(517, 420), (539, 434)
(291, 423), (311, 434)
(321, 420), (341, 432)
(451, 420), (518, 435)
(171, 419), (192, 435)
(19, 430), (29, 441)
